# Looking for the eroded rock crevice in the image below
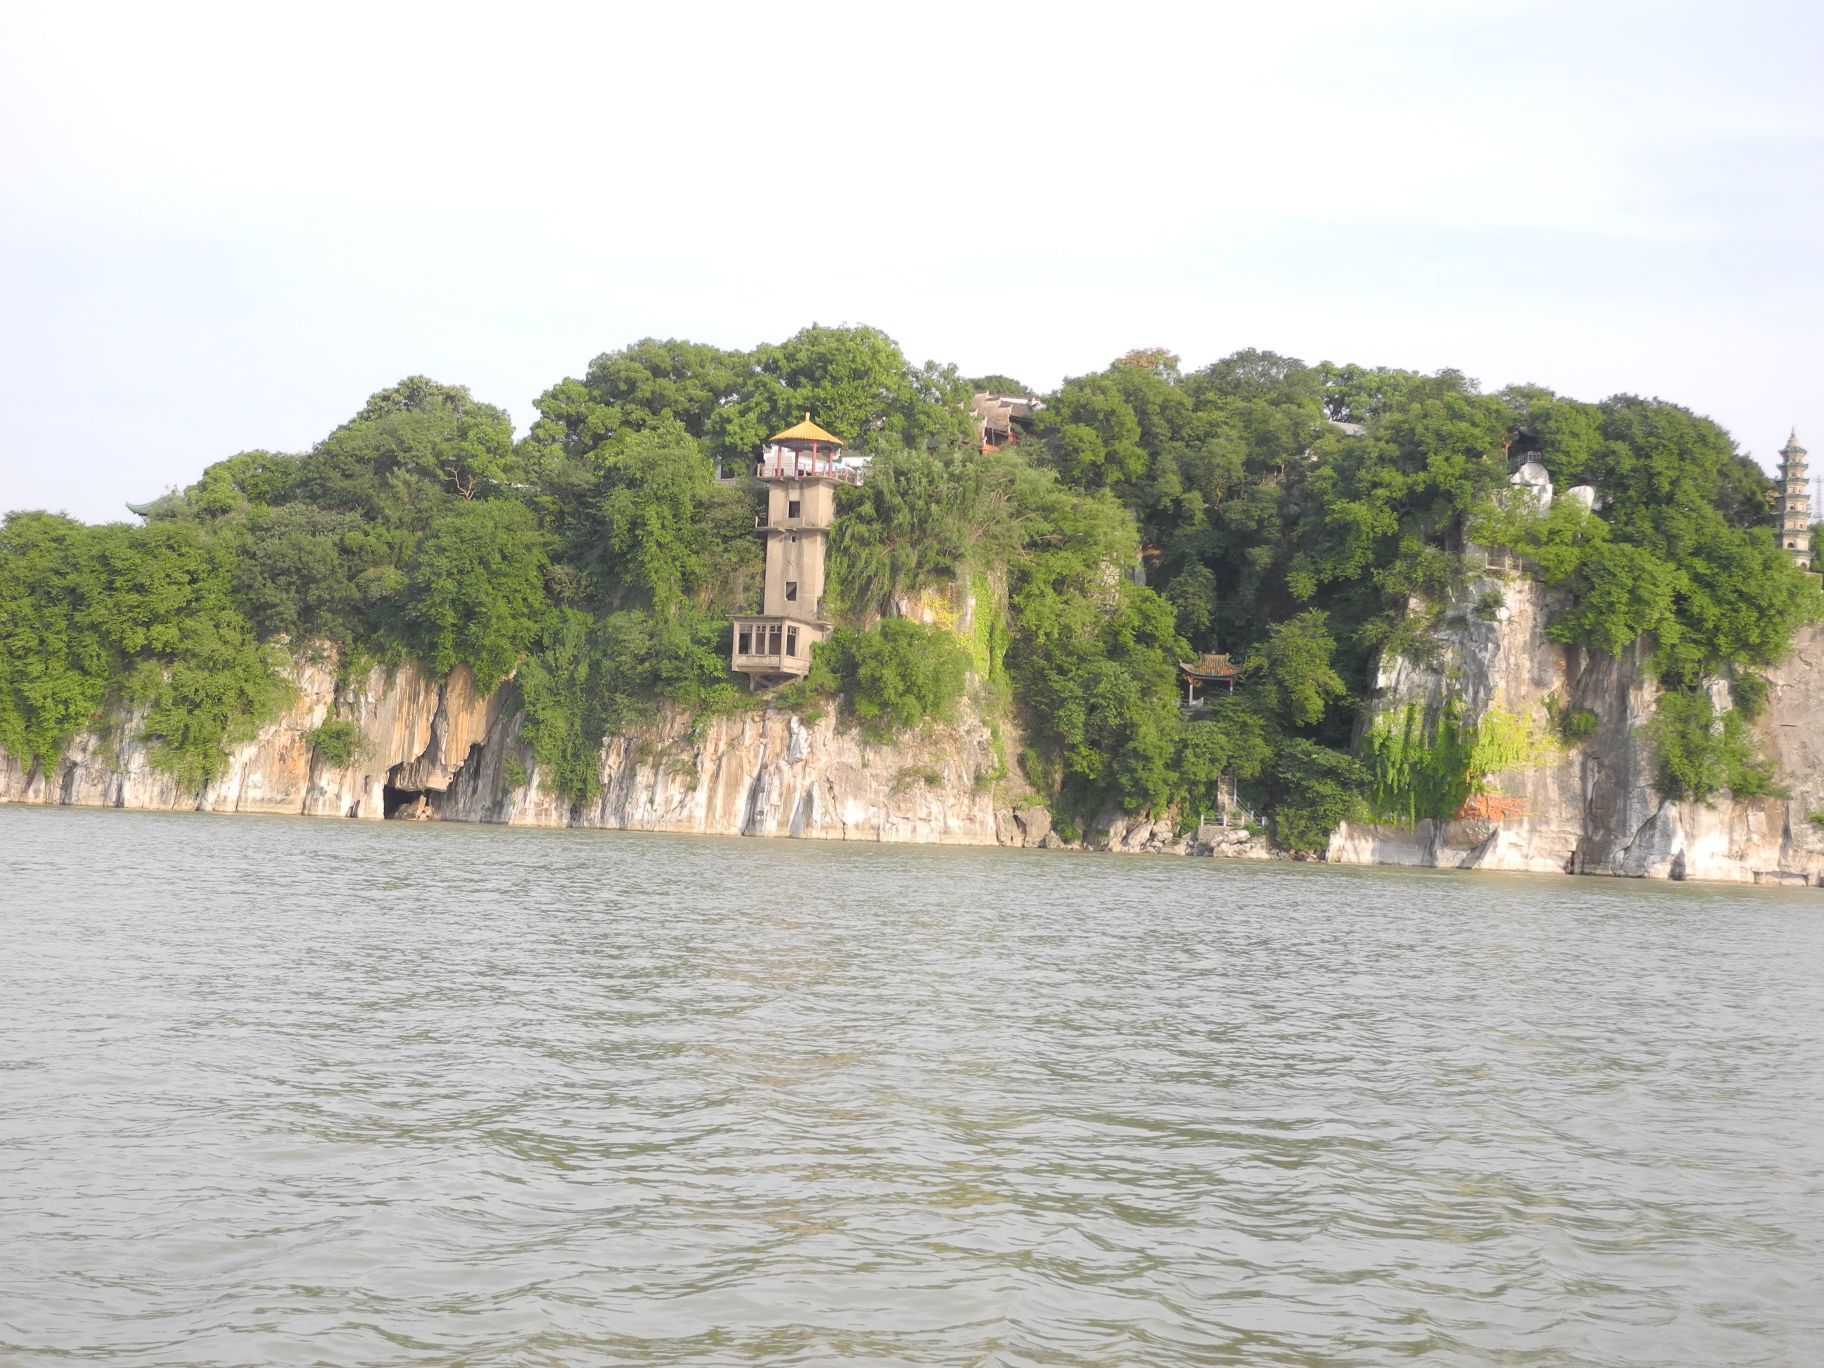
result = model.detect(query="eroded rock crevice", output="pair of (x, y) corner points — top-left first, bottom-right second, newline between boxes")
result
(1329, 570), (1824, 885)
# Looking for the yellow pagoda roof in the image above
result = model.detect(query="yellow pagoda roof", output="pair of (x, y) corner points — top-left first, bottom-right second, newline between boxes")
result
(769, 414), (845, 447)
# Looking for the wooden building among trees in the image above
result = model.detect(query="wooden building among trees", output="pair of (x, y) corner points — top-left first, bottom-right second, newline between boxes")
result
(971, 392), (1043, 453)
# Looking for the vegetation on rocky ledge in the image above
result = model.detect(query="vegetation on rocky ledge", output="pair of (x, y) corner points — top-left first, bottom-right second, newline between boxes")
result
(2, 326), (1814, 842)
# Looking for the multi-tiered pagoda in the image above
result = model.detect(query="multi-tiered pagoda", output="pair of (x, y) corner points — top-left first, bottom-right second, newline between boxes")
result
(1777, 430), (1812, 572)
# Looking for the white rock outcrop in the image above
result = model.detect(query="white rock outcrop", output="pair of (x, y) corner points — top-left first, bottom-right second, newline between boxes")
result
(1509, 459), (1554, 509)
(1328, 572), (1824, 884)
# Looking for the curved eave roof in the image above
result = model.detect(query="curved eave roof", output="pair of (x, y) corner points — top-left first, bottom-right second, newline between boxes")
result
(769, 416), (845, 447)
(1178, 654), (1241, 680)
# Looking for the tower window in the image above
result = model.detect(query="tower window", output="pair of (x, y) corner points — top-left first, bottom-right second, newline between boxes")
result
(768, 625), (782, 654)
(787, 499), (801, 518)
(737, 627), (753, 654)
(786, 627), (799, 657)
(785, 581), (798, 601)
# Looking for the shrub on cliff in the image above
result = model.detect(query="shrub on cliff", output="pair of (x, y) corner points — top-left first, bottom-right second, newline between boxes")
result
(1363, 701), (1553, 825)
(1647, 690), (1781, 803)
(809, 619), (970, 740)
(304, 720), (366, 769)
(518, 605), (739, 805)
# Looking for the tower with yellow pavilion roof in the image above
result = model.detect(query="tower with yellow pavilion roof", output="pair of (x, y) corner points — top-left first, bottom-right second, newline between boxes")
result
(731, 415), (861, 683)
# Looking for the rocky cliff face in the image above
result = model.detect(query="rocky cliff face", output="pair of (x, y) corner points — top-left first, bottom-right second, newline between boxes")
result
(1327, 570), (1824, 884)
(9, 585), (1823, 883)
(0, 650), (1023, 846)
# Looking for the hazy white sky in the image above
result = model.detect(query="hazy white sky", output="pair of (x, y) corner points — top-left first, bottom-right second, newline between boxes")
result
(2, 0), (1819, 522)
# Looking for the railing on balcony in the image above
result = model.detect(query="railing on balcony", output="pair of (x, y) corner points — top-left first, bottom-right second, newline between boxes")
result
(753, 458), (865, 484)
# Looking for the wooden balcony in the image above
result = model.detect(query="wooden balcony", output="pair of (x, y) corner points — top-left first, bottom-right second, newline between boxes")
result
(731, 615), (827, 680)
(753, 458), (864, 484)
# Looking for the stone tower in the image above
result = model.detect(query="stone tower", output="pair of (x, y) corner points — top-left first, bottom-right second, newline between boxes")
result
(1777, 430), (1811, 571)
(731, 415), (859, 684)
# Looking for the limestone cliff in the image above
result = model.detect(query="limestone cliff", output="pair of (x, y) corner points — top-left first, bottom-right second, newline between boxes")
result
(7, 589), (1824, 882)
(0, 650), (1020, 845)
(1327, 570), (1824, 884)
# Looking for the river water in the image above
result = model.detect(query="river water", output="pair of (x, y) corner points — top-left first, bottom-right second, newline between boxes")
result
(3, 807), (1822, 1366)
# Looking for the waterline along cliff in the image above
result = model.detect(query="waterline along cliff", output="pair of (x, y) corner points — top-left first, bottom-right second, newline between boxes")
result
(4, 329), (1821, 881)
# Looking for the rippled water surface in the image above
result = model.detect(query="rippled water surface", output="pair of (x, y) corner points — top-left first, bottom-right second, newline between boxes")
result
(4, 807), (1824, 1365)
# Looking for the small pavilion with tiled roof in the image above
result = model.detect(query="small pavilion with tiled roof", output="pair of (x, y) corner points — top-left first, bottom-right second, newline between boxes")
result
(1178, 652), (1242, 708)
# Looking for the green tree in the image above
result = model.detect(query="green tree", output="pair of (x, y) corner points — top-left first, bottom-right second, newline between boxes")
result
(1186, 348), (1324, 409)
(301, 376), (516, 512)
(1261, 739), (1367, 853)
(591, 421), (718, 610)
(1251, 609), (1347, 728)
(0, 513), (112, 769)
(1035, 370), (1151, 490)
(234, 503), (374, 647)
(1548, 540), (1678, 658)
(78, 520), (291, 787)
(1173, 699), (1272, 815)
(191, 450), (302, 516)
(711, 324), (975, 460)
(404, 499), (551, 690)
(525, 338), (749, 463)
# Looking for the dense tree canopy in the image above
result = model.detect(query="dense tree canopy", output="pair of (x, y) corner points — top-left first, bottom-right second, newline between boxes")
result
(2, 324), (1814, 841)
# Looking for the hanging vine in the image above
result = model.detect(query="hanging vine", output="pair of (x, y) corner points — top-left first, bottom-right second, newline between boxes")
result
(1365, 700), (1551, 825)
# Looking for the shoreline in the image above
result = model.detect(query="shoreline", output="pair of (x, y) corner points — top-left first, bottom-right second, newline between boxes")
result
(7, 795), (1818, 893)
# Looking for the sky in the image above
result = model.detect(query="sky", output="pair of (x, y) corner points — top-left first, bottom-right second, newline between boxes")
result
(2, 0), (1820, 523)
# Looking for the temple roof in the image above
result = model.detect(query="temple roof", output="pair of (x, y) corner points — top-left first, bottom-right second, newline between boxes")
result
(1179, 652), (1240, 680)
(769, 414), (845, 447)
(971, 392), (1043, 425)
(126, 491), (186, 519)
(1782, 429), (1807, 457)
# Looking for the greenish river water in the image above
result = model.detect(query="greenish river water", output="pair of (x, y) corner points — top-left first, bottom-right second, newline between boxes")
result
(3, 806), (1822, 1366)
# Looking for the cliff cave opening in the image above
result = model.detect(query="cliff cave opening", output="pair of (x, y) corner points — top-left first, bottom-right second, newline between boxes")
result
(382, 783), (425, 819)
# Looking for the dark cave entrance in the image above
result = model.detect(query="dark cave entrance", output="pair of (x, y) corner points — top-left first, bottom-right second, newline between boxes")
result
(382, 783), (425, 819)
